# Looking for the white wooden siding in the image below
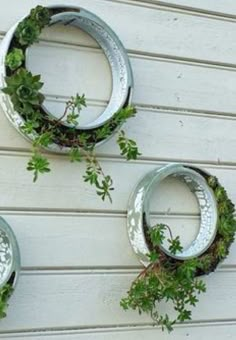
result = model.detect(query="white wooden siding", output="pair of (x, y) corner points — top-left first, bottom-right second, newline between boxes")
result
(0, 0), (236, 339)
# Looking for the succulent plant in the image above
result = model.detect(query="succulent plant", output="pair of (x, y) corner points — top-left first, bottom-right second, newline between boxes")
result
(5, 48), (24, 71)
(2, 68), (44, 114)
(121, 175), (236, 332)
(207, 175), (218, 190)
(30, 5), (51, 28)
(1, 5), (140, 202)
(15, 19), (41, 45)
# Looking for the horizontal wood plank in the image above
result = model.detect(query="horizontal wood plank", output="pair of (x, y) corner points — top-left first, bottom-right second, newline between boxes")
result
(0, 270), (235, 331)
(1, 322), (236, 339)
(3, 212), (235, 268)
(0, 153), (234, 213)
(26, 42), (236, 115)
(155, 0), (236, 16)
(1, 0), (236, 65)
(1, 1), (236, 337)
(2, 102), (236, 164)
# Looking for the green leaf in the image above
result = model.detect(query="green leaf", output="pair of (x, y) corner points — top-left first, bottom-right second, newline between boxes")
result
(177, 309), (191, 322)
(95, 125), (111, 141)
(168, 236), (183, 255)
(27, 153), (51, 182)
(74, 93), (86, 110)
(66, 112), (79, 126)
(147, 251), (160, 263)
(194, 280), (206, 293)
(215, 240), (228, 259)
(69, 147), (82, 162)
(5, 48), (24, 70)
(15, 18), (41, 46)
(159, 314), (175, 332)
(96, 175), (114, 202)
(207, 176), (218, 190)
(30, 5), (51, 28)
(21, 120), (40, 134)
(33, 131), (53, 147)
(2, 68), (44, 114)
(148, 224), (166, 247)
(117, 130), (141, 160)
(0, 284), (13, 320)
(83, 156), (114, 202)
(114, 106), (137, 124)
(215, 186), (227, 202)
(177, 259), (199, 279)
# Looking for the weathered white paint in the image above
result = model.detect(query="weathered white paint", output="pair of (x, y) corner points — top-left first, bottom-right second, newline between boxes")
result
(3, 211), (236, 268)
(0, 269), (235, 331)
(3, 1), (236, 65)
(0, 323), (235, 340)
(2, 105), (236, 163)
(152, 0), (236, 16)
(27, 43), (236, 114)
(0, 0), (235, 338)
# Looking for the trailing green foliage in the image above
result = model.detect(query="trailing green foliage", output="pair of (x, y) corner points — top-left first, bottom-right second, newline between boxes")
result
(0, 285), (13, 319)
(117, 130), (141, 160)
(27, 153), (51, 182)
(121, 174), (236, 332)
(2, 5), (140, 202)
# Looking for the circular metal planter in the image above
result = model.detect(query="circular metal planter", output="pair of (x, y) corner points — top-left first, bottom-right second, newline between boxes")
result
(0, 5), (133, 151)
(0, 217), (20, 290)
(127, 164), (218, 266)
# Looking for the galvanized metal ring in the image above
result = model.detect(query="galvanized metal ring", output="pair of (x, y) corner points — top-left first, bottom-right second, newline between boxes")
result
(0, 217), (20, 290)
(0, 5), (133, 150)
(127, 164), (218, 266)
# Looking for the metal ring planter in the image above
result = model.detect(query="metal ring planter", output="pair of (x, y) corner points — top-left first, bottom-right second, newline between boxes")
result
(0, 5), (133, 152)
(127, 164), (218, 266)
(0, 217), (20, 290)
(123, 164), (236, 330)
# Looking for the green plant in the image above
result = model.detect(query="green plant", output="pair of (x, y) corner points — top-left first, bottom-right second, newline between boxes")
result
(14, 6), (50, 46)
(0, 285), (13, 319)
(15, 19), (41, 46)
(2, 5), (140, 202)
(29, 5), (51, 28)
(2, 69), (44, 114)
(121, 175), (236, 332)
(5, 48), (24, 71)
(117, 130), (141, 160)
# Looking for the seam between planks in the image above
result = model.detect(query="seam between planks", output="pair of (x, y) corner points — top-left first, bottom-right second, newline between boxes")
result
(1, 319), (236, 337)
(1, 0), (236, 24)
(0, 209), (200, 218)
(42, 96), (236, 120)
(2, 25), (236, 72)
(103, 0), (236, 22)
(14, 36), (236, 72)
(1, 149), (236, 169)
(17, 267), (235, 275)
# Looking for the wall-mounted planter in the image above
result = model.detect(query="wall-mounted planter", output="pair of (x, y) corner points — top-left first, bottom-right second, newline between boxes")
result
(0, 5), (134, 151)
(127, 163), (218, 265)
(122, 163), (236, 332)
(0, 217), (20, 319)
(0, 5), (139, 201)
(0, 217), (20, 289)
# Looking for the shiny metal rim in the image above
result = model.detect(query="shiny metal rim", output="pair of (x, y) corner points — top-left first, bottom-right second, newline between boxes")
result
(0, 217), (20, 290)
(0, 5), (133, 151)
(127, 164), (218, 266)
